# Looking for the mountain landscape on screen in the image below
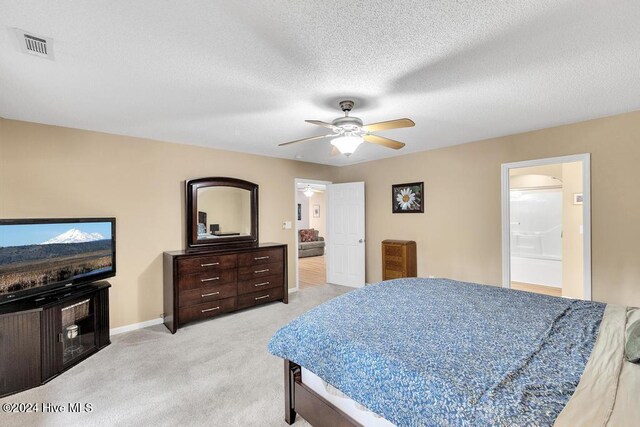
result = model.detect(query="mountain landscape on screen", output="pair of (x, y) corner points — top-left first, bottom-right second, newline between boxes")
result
(42, 229), (105, 244)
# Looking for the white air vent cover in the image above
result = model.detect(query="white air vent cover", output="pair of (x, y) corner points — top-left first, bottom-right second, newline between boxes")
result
(14, 28), (54, 60)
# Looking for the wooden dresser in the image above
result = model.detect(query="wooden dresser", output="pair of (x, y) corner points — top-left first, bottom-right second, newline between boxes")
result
(382, 240), (417, 280)
(163, 243), (287, 333)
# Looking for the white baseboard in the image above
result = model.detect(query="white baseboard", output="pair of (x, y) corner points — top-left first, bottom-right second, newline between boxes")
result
(288, 287), (298, 293)
(110, 317), (164, 336)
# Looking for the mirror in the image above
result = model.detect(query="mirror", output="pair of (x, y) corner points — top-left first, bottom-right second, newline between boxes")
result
(186, 177), (258, 250)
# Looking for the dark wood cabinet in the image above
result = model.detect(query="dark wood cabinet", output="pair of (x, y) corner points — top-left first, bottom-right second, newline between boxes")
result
(382, 240), (417, 280)
(163, 243), (287, 333)
(0, 281), (110, 397)
(0, 310), (41, 396)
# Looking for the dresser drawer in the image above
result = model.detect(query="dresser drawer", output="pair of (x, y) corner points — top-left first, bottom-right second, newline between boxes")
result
(178, 282), (237, 308)
(177, 254), (237, 275)
(384, 259), (404, 270)
(237, 248), (284, 267)
(178, 297), (236, 324)
(178, 269), (237, 291)
(237, 274), (283, 295)
(238, 261), (283, 281)
(383, 244), (404, 257)
(384, 269), (405, 280)
(237, 286), (284, 310)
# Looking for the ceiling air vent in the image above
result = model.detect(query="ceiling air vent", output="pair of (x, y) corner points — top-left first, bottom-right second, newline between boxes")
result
(14, 29), (55, 60)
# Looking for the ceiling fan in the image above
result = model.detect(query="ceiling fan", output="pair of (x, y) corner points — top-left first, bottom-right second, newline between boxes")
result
(279, 100), (415, 156)
(299, 184), (324, 197)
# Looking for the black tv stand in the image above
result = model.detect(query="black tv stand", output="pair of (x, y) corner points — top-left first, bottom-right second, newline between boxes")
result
(0, 281), (111, 397)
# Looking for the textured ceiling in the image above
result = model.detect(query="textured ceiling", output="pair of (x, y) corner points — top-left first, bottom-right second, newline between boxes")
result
(1, 1), (639, 166)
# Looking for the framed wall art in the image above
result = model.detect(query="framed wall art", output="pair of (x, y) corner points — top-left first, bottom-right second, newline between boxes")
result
(392, 182), (424, 213)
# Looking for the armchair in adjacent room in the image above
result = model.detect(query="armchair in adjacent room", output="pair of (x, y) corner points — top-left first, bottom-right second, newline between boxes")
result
(298, 228), (325, 258)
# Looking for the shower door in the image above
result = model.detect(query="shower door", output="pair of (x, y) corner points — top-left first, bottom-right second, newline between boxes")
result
(509, 189), (563, 288)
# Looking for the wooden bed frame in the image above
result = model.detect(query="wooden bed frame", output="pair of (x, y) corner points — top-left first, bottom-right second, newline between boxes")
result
(284, 359), (362, 427)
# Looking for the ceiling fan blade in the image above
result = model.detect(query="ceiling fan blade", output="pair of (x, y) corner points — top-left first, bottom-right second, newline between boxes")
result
(362, 134), (406, 150)
(361, 118), (415, 132)
(278, 134), (333, 146)
(305, 120), (340, 131)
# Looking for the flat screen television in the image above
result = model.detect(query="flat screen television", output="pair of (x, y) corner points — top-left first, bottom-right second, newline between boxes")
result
(0, 218), (116, 304)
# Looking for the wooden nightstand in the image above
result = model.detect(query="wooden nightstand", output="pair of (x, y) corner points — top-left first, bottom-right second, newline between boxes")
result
(382, 240), (417, 280)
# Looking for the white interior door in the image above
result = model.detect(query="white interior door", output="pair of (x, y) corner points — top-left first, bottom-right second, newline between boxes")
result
(327, 182), (365, 287)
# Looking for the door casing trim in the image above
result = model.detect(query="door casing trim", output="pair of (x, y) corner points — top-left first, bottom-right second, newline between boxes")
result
(501, 153), (591, 300)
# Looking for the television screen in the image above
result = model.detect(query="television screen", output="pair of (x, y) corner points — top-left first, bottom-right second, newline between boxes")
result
(0, 218), (116, 303)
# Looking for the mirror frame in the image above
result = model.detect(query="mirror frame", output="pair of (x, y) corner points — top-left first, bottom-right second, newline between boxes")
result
(186, 177), (259, 250)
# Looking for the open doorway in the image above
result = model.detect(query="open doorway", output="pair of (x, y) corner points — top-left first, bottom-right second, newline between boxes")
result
(501, 154), (591, 300)
(295, 179), (330, 291)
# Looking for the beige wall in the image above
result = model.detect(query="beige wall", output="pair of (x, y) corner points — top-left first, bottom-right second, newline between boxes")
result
(509, 166), (563, 189)
(562, 162), (584, 299)
(2, 109), (640, 328)
(0, 118), (335, 328)
(510, 164), (563, 179)
(336, 110), (640, 308)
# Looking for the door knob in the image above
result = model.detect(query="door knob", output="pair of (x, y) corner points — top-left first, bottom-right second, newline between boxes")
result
(359, 239), (364, 243)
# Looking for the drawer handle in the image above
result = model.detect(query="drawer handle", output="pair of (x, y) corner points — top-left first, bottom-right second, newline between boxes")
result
(254, 269), (270, 274)
(254, 281), (270, 287)
(201, 307), (220, 313)
(201, 262), (220, 267)
(255, 295), (270, 301)
(201, 291), (220, 297)
(254, 256), (270, 260)
(201, 277), (220, 282)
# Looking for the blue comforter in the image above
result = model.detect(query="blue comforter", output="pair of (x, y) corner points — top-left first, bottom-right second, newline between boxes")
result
(268, 278), (605, 426)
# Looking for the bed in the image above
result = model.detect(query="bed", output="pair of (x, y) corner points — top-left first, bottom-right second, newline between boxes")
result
(268, 278), (640, 427)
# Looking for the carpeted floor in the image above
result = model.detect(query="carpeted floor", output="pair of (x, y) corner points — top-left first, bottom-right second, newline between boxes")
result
(0, 284), (351, 427)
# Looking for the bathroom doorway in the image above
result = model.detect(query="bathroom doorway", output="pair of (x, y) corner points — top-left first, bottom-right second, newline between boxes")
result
(501, 154), (591, 300)
(294, 179), (330, 291)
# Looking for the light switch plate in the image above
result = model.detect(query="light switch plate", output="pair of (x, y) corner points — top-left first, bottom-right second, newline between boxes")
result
(282, 221), (292, 230)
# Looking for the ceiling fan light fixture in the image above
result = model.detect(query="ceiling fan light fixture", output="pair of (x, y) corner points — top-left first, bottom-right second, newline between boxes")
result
(331, 135), (363, 156)
(303, 186), (314, 197)
(278, 100), (412, 155)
